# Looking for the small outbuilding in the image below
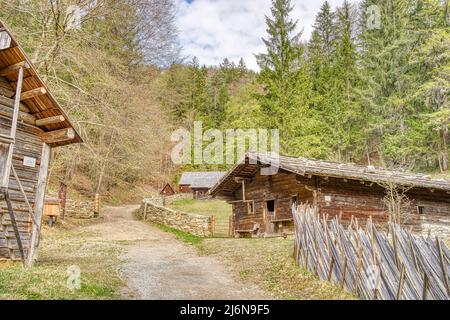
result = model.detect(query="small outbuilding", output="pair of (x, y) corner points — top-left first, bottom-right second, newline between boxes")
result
(160, 183), (175, 196)
(209, 153), (450, 237)
(0, 21), (82, 265)
(178, 171), (226, 199)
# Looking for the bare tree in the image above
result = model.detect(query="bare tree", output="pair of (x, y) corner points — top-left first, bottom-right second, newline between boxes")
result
(131, 0), (183, 67)
(378, 180), (414, 226)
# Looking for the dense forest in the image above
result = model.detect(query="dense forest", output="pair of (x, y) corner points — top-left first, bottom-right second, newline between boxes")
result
(1, 0), (449, 201)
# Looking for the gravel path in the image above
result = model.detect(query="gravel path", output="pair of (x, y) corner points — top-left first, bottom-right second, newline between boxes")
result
(85, 205), (271, 300)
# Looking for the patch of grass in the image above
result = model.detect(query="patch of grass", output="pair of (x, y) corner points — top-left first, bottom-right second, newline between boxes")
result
(0, 218), (125, 300)
(168, 199), (232, 220)
(198, 237), (355, 300)
(155, 223), (203, 246)
(168, 199), (232, 236)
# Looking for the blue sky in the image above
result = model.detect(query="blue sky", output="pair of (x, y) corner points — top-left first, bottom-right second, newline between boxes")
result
(175, 0), (360, 70)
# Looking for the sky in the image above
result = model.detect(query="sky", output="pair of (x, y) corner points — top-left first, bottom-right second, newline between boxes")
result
(175, 0), (360, 70)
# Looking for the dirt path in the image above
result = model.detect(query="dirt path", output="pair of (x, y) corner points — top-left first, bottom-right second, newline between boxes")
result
(83, 205), (271, 300)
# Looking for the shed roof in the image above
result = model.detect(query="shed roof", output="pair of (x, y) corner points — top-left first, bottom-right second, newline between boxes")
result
(0, 20), (82, 146)
(209, 153), (450, 197)
(179, 171), (227, 189)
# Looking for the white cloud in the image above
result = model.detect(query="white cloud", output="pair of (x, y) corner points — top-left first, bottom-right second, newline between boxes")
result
(175, 0), (360, 70)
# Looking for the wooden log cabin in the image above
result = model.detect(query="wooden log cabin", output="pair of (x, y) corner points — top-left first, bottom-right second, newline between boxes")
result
(0, 21), (82, 265)
(178, 171), (226, 199)
(209, 153), (450, 237)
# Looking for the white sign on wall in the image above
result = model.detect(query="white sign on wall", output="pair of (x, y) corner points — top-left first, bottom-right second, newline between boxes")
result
(0, 31), (11, 50)
(324, 195), (332, 202)
(23, 156), (36, 168)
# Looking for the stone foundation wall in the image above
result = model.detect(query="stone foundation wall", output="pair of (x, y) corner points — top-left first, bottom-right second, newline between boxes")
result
(65, 199), (95, 219)
(137, 200), (212, 237)
(143, 193), (193, 207)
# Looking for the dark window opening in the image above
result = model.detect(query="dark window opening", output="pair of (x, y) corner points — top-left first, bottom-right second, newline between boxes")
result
(248, 201), (254, 214)
(266, 200), (275, 213)
(417, 206), (425, 215)
(291, 196), (298, 213)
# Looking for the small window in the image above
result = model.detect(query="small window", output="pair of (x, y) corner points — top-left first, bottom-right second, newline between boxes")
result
(247, 201), (255, 214)
(417, 206), (425, 215)
(266, 200), (275, 212)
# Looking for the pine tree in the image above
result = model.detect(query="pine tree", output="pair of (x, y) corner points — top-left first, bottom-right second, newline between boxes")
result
(358, 0), (419, 167)
(312, 1), (336, 57)
(255, 0), (321, 156)
(411, 0), (450, 170)
(329, 0), (362, 162)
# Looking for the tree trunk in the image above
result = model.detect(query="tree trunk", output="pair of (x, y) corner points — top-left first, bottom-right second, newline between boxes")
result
(441, 127), (449, 171)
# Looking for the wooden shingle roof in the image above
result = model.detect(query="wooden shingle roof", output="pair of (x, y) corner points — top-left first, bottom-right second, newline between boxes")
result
(0, 20), (82, 146)
(209, 153), (450, 197)
(179, 171), (227, 189)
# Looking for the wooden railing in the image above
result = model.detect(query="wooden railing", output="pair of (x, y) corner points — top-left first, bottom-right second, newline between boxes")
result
(293, 204), (450, 300)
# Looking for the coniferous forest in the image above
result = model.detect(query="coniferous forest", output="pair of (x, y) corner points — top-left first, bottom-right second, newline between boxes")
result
(1, 0), (449, 200)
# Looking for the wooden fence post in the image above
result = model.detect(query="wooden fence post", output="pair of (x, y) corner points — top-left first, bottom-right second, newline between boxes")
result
(58, 181), (67, 220)
(228, 215), (234, 237)
(341, 256), (348, 289)
(422, 273), (429, 300)
(210, 215), (216, 237)
(396, 264), (406, 300)
(436, 238), (450, 296)
(143, 201), (148, 221)
(94, 193), (100, 217)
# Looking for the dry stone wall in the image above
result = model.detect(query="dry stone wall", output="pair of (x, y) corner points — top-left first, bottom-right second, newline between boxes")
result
(137, 200), (212, 237)
(65, 199), (95, 219)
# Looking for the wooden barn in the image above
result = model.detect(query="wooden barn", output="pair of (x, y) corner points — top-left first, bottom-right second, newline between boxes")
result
(0, 21), (82, 265)
(178, 171), (226, 199)
(209, 153), (450, 237)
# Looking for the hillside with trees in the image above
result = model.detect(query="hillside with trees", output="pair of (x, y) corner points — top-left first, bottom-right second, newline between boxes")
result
(1, 0), (448, 201)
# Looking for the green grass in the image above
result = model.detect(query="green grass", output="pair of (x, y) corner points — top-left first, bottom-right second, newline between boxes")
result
(198, 237), (355, 300)
(0, 218), (125, 300)
(156, 223), (203, 245)
(168, 198), (232, 219)
(168, 199), (232, 236)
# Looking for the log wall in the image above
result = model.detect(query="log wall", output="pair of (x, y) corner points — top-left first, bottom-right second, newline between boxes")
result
(230, 171), (450, 237)
(0, 96), (44, 260)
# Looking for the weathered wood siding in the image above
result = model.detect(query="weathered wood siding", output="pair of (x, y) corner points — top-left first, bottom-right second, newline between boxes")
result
(231, 171), (315, 233)
(316, 177), (387, 221)
(179, 185), (192, 193)
(230, 170), (450, 236)
(0, 96), (44, 260)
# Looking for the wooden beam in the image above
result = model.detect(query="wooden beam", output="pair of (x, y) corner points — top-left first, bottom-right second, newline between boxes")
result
(26, 143), (50, 267)
(41, 128), (75, 145)
(35, 115), (65, 127)
(0, 61), (29, 77)
(0, 103), (36, 126)
(20, 87), (47, 101)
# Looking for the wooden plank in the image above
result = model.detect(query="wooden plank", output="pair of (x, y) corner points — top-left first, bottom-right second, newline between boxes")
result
(3, 190), (25, 264)
(0, 86), (15, 98)
(20, 87), (46, 101)
(0, 67), (23, 190)
(11, 165), (38, 227)
(25, 143), (50, 267)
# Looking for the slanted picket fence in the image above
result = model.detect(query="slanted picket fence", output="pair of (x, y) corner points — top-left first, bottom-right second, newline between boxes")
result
(293, 204), (450, 300)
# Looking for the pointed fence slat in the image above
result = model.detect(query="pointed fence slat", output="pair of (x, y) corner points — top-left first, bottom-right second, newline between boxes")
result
(293, 204), (450, 300)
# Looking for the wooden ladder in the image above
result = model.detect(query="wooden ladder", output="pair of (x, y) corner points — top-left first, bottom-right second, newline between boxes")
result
(0, 66), (24, 264)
